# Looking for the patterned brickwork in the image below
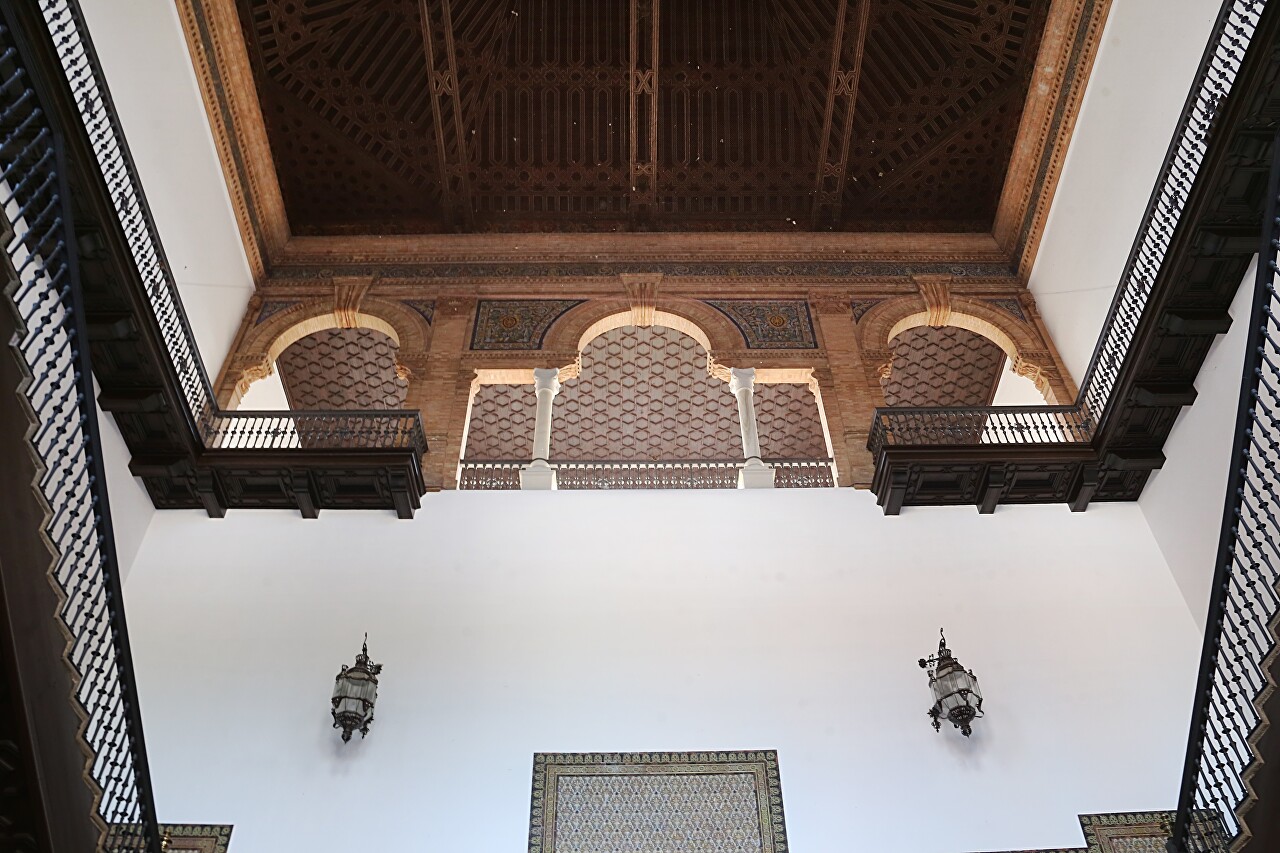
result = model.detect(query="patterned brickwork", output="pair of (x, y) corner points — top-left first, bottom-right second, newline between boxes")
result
(883, 326), (1005, 408)
(276, 328), (408, 410)
(756, 384), (828, 460)
(550, 326), (741, 461)
(464, 384), (536, 460)
(530, 751), (787, 853)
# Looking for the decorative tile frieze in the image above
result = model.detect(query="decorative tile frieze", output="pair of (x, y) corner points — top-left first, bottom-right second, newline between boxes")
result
(985, 296), (1028, 322)
(402, 299), (436, 325)
(529, 751), (788, 853)
(254, 299), (301, 325)
(470, 299), (584, 350)
(704, 300), (817, 350)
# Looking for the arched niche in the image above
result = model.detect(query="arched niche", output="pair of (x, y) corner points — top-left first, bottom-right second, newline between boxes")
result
(863, 296), (1066, 405)
(227, 298), (429, 408)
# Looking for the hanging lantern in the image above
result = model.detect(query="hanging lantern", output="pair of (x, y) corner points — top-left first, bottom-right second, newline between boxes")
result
(331, 634), (382, 742)
(918, 629), (984, 737)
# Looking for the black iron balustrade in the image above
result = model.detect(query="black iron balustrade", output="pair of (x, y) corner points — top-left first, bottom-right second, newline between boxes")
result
(1168, 128), (1280, 853)
(457, 460), (524, 490)
(457, 458), (836, 490)
(203, 410), (427, 451)
(553, 459), (745, 490)
(0, 11), (160, 851)
(31, 0), (426, 457)
(868, 406), (1094, 454)
(871, 0), (1266, 451)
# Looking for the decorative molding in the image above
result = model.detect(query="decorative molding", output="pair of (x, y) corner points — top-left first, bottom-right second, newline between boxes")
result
(270, 258), (1017, 282)
(704, 300), (818, 350)
(999, 0), (1115, 279)
(529, 751), (788, 853)
(470, 299), (585, 350)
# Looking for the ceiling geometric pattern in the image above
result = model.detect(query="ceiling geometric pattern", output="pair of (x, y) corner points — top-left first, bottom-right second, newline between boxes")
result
(276, 328), (408, 410)
(236, 0), (1047, 234)
(882, 326), (1005, 408)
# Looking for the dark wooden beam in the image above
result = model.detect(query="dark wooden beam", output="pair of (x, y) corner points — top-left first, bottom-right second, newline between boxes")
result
(811, 0), (870, 228)
(419, 0), (473, 229)
(629, 0), (659, 225)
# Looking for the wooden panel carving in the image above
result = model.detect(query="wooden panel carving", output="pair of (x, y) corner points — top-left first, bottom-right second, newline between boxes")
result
(236, 0), (1047, 234)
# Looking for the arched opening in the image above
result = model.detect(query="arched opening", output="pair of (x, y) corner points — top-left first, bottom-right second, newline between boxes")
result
(884, 311), (1057, 407)
(234, 312), (407, 410)
(461, 314), (833, 489)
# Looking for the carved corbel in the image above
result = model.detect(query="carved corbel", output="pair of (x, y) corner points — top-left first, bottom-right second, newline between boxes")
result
(558, 353), (584, 381)
(862, 348), (894, 385)
(233, 355), (274, 399)
(706, 353), (733, 383)
(333, 276), (375, 328)
(394, 353), (430, 382)
(621, 273), (662, 327)
(1012, 352), (1056, 400)
(914, 275), (953, 327)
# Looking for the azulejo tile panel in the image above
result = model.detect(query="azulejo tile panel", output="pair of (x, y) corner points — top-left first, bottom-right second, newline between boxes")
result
(402, 299), (436, 325)
(254, 299), (301, 325)
(704, 300), (818, 350)
(471, 299), (584, 350)
(530, 751), (788, 853)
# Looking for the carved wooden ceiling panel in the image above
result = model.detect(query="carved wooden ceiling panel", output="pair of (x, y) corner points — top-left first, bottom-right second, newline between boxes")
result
(277, 328), (408, 409)
(882, 326), (1004, 407)
(237, 0), (1046, 234)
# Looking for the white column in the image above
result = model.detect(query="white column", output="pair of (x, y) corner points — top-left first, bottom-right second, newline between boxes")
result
(729, 367), (775, 489)
(520, 367), (561, 490)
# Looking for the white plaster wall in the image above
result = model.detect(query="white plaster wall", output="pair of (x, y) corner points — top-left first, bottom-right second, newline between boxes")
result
(94, 386), (154, 582)
(1140, 261), (1256, 630)
(125, 491), (1199, 853)
(78, 0), (255, 379)
(1030, 0), (1223, 379)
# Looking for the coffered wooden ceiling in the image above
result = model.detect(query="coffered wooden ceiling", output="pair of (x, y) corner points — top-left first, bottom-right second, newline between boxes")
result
(180, 0), (1107, 284)
(236, 0), (1046, 236)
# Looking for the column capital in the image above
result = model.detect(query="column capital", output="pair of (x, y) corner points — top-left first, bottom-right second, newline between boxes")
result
(728, 366), (757, 396)
(533, 367), (562, 395)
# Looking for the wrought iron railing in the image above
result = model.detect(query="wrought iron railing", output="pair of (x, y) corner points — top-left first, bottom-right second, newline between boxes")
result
(33, 0), (424, 454)
(0, 12), (160, 851)
(1168, 129), (1280, 853)
(457, 458), (837, 490)
(867, 406), (1094, 454)
(202, 410), (427, 451)
(871, 0), (1266, 450)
